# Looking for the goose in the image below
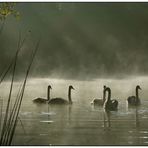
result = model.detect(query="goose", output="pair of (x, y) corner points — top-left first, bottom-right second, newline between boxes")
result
(48, 85), (74, 105)
(91, 85), (106, 106)
(103, 87), (118, 111)
(127, 85), (141, 106)
(33, 85), (52, 103)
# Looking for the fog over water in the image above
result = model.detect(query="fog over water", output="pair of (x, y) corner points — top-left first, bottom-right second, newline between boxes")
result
(1, 3), (148, 80)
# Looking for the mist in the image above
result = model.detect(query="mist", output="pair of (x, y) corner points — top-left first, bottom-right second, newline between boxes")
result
(1, 2), (148, 80)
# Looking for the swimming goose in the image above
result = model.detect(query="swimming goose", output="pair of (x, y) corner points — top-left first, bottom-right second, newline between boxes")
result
(48, 85), (74, 105)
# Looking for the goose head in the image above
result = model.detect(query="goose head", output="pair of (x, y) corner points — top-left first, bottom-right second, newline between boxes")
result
(136, 85), (141, 90)
(104, 85), (107, 90)
(105, 87), (110, 92)
(69, 85), (75, 90)
(48, 85), (52, 89)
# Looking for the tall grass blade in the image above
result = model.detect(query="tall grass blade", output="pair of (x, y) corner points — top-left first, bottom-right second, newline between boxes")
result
(7, 39), (40, 145)
(0, 32), (22, 144)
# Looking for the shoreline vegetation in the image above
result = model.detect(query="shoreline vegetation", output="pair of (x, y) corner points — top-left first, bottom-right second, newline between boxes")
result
(0, 3), (40, 145)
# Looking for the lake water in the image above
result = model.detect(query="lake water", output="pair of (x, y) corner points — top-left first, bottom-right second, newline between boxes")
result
(1, 76), (148, 145)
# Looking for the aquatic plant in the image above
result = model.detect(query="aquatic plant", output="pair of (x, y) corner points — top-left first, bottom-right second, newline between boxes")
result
(0, 33), (40, 145)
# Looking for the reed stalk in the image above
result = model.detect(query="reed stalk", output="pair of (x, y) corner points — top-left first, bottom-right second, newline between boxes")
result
(0, 31), (29, 142)
(0, 31), (29, 85)
(7, 39), (40, 145)
(0, 39), (40, 145)
(1, 83), (22, 144)
(0, 32), (21, 144)
(0, 31), (37, 146)
(0, 99), (3, 137)
(0, 19), (6, 35)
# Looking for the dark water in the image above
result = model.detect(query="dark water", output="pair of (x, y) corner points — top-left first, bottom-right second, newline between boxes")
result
(1, 77), (148, 145)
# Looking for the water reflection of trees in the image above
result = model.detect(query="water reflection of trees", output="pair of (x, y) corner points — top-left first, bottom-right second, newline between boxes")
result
(127, 105), (140, 128)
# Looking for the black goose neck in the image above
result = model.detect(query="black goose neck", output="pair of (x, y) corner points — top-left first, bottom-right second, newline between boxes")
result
(47, 86), (50, 101)
(106, 88), (111, 101)
(68, 87), (72, 103)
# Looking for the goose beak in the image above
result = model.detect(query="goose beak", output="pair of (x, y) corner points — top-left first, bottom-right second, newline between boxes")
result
(139, 87), (142, 90)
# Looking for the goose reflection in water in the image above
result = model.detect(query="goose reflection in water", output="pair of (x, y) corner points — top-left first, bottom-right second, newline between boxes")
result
(135, 109), (140, 143)
(127, 106), (141, 145)
(68, 105), (72, 125)
(135, 107), (140, 129)
(103, 111), (111, 129)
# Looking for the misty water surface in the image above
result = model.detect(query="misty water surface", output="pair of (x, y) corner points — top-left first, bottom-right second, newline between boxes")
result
(0, 76), (148, 145)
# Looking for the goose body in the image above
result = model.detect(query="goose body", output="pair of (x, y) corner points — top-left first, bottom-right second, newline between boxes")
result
(48, 98), (69, 104)
(93, 99), (104, 105)
(103, 87), (118, 111)
(91, 85), (106, 106)
(48, 85), (74, 105)
(33, 97), (48, 103)
(104, 99), (118, 111)
(127, 85), (141, 106)
(33, 85), (51, 103)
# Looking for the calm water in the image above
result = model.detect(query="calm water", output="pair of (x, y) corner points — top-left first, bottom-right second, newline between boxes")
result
(1, 76), (148, 145)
